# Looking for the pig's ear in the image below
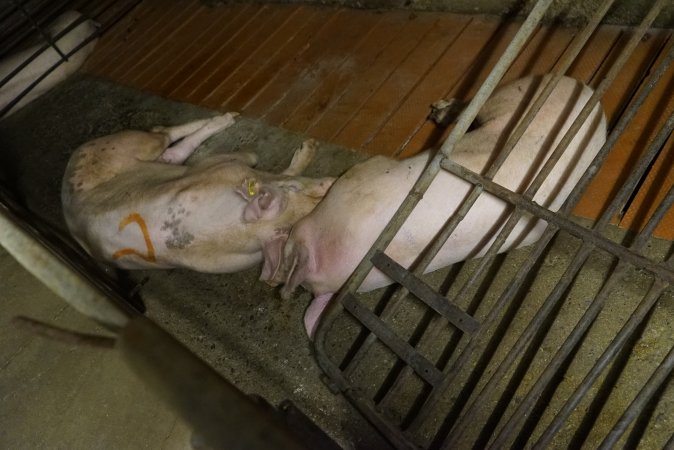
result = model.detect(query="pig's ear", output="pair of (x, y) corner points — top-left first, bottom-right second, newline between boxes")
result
(260, 234), (287, 284)
(242, 187), (286, 222)
(280, 242), (311, 300)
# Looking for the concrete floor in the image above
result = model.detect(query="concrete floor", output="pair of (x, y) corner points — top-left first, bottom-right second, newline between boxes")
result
(0, 75), (387, 449)
(1, 75), (674, 449)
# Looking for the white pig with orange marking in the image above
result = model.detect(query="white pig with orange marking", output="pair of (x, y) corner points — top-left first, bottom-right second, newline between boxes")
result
(62, 113), (334, 272)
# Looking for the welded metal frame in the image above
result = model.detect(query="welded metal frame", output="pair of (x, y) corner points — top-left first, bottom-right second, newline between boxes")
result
(312, 0), (674, 448)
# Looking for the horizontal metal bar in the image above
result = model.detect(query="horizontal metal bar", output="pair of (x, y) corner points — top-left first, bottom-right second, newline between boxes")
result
(368, 5), (612, 399)
(407, 6), (671, 439)
(378, 0), (619, 417)
(0, 200), (130, 329)
(441, 159), (674, 285)
(342, 389), (419, 450)
(341, 294), (444, 387)
(371, 251), (480, 335)
(342, 185), (487, 381)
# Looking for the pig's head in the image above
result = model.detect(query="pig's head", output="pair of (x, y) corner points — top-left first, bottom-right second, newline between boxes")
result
(258, 217), (321, 301)
(235, 174), (334, 251)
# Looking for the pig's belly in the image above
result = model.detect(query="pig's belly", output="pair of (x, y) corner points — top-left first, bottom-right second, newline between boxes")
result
(358, 188), (548, 292)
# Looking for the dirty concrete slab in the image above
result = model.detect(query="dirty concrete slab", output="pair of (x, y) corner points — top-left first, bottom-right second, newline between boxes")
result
(0, 74), (386, 449)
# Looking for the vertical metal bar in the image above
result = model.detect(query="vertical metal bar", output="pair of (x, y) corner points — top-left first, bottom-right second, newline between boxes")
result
(598, 343), (674, 449)
(665, 431), (674, 450)
(13, 0), (68, 60)
(488, 100), (674, 450)
(314, 0), (555, 394)
(534, 187), (674, 447)
(442, 38), (674, 446)
(317, 0), (554, 390)
(316, 0), (555, 303)
(535, 283), (667, 448)
(0, 35), (98, 116)
(447, 0), (662, 325)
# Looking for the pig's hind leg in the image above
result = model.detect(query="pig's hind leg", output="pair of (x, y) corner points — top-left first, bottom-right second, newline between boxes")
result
(156, 113), (239, 164)
(282, 139), (317, 176)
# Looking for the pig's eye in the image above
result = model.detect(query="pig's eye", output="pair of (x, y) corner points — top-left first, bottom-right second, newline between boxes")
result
(247, 179), (258, 197)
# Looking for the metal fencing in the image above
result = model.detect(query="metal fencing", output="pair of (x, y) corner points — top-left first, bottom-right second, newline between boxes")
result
(0, 0), (140, 118)
(312, 0), (674, 448)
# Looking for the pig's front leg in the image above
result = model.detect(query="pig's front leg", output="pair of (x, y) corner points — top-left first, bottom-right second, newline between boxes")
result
(304, 293), (334, 339)
(157, 112), (239, 164)
(282, 139), (317, 176)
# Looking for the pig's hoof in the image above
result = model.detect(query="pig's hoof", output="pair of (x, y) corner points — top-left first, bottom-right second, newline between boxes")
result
(429, 98), (463, 127)
(209, 112), (239, 129)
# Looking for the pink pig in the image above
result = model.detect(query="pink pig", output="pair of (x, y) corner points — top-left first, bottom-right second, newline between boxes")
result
(261, 76), (607, 337)
(62, 113), (334, 272)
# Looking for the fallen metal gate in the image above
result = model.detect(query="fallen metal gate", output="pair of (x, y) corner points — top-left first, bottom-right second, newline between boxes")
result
(312, 0), (674, 448)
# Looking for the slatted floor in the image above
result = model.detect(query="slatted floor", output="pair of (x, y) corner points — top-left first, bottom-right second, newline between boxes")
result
(83, 1), (674, 239)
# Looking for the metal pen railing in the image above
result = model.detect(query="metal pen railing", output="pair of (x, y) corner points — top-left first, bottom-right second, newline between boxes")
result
(311, 0), (674, 448)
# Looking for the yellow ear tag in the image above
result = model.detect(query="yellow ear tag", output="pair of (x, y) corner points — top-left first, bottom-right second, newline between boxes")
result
(247, 179), (257, 197)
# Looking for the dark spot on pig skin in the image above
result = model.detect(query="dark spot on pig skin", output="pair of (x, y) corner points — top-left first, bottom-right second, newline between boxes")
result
(162, 205), (194, 249)
(166, 230), (195, 249)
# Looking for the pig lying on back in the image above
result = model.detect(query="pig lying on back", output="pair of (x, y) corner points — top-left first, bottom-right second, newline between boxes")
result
(62, 113), (334, 272)
(262, 76), (607, 336)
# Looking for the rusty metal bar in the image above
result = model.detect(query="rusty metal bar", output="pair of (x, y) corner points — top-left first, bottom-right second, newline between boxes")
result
(371, 251), (480, 335)
(440, 148), (674, 281)
(341, 389), (419, 450)
(536, 282), (668, 447)
(341, 294), (444, 386)
(444, 0), (661, 328)
(440, 97), (674, 442)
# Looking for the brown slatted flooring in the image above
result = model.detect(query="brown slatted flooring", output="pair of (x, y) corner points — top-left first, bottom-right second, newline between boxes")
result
(84, 1), (674, 239)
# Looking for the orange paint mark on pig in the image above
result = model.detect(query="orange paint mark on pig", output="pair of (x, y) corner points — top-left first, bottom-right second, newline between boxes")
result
(112, 213), (156, 263)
